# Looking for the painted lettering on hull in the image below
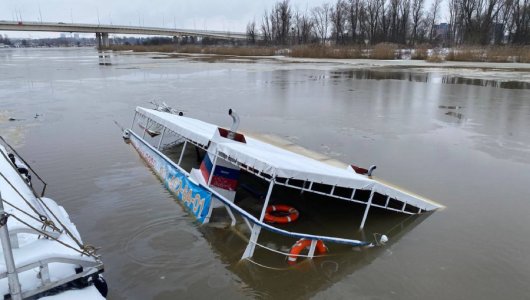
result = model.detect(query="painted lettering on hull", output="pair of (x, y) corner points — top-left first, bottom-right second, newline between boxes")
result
(131, 134), (212, 223)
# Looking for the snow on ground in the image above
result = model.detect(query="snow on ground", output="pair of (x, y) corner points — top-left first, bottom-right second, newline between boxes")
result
(141, 51), (530, 83)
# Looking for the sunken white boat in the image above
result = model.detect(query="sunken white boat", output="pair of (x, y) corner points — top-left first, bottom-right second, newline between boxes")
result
(0, 137), (106, 299)
(124, 106), (442, 264)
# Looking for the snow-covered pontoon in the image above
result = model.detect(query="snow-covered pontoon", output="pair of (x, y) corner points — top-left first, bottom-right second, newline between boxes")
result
(124, 106), (442, 263)
(0, 137), (106, 300)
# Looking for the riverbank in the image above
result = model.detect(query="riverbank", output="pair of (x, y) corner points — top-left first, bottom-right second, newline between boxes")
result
(108, 44), (530, 63)
(111, 49), (530, 85)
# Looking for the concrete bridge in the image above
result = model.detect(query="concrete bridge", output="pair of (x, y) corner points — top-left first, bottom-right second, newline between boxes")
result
(0, 20), (247, 48)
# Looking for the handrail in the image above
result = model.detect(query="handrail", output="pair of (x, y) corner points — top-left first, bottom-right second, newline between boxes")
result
(128, 130), (371, 247)
(0, 136), (47, 197)
(0, 256), (101, 279)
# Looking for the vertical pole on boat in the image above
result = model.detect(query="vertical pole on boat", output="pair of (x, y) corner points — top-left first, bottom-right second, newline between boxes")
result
(0, 192), (22, 300)
(130, 111), (137, 131)
(308, 240), (317, 258)
(204, 151), (219, 224)
(142, 118), (150, 139)
(157, 127), (166, 150)
(241, 177), (275, 260)
(360, 190), (375, 230)
(177, 141), (188, 165)
(207, 151), (218, 187)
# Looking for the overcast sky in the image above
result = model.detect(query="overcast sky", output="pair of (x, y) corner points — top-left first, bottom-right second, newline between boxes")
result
(1, 0), (445, 39)
(0, 0), (327, 38)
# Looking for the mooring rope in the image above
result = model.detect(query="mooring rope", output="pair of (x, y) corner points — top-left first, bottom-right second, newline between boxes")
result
(0, 172), (51, 223)
(0, 196), (60, 232)
(0, 149), (98, 257)
(4, 213), (100, 259)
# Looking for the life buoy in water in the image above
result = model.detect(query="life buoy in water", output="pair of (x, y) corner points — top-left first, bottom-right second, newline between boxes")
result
(264, 205), (299, 224)
(287, 239), (328, 265)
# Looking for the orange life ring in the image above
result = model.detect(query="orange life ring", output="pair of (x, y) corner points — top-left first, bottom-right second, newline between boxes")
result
(287, 239), (328, 265)
(264, 204), (299, 224)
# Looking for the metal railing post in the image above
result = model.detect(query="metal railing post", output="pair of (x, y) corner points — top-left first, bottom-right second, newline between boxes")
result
(360, 190), (375, 230)
(242, 178), (275, 260)
(177, 141), (187, 165)
(0, 192), (22, 300)
(157, 127), (166, 150)
(204, 151), (219, 223)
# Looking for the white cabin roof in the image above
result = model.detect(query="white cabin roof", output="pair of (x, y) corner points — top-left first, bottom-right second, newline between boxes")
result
(136, 107), (442, 211)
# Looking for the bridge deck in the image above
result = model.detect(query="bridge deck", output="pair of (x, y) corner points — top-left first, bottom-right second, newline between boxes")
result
(0, 20), (247, 40)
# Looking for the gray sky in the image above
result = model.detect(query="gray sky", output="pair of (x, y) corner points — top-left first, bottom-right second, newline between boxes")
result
(1, 0), (331, 38)
(1, 0), (445, 39)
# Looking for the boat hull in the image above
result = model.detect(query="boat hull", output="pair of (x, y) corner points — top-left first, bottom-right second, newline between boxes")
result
(128, 130), (212, 223)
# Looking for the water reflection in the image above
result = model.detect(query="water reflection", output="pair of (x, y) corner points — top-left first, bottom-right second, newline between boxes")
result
(98, 50), (112, 66)
(2, 48), (530, 299)
(332, 69), (530, 89)
(201, 211), (431, 299)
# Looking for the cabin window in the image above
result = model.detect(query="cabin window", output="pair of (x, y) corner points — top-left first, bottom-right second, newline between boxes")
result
(353, 189), (371, 202)
(404, 204), (419, 213)
(333, 186), (353, 198)
(371, 193), (388, 206)
(387, 198), (403, 210)
(312, 183), (333, 194)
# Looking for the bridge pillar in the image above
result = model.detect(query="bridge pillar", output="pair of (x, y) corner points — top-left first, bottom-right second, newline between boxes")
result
(102, 33), (110, 48)
(95, 32), (102, 50)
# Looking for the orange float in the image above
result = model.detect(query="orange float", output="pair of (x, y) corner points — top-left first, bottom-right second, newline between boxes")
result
(287, 239), (328, 265)
(264, 205), (299, 224)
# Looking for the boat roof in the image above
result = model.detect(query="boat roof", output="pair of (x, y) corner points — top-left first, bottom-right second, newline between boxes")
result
(136, 107), (442, 211)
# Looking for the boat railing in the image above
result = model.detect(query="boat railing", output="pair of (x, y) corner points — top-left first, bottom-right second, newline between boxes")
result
(0, 136), (47, 197)
(0, 256), (103, 299)
(205, 181), (372, 247)
(128, 129), (372, 256)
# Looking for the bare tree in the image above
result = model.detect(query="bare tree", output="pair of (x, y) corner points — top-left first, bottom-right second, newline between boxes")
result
(429, 0), (443, 42)
(274, 0), (292, 45)
(349, 0), (362, 42)
(365, 0), (384, 43)
(261, 9), (273, 44)
(510, 0), (530, 43)
(331, 0), (349, 44)
(293, 10), (314, 44)
(411, 0), (425, 44)
(399, 0), (411, 44)
(246, 20), (257, 44)
(312, 3), (331, 43)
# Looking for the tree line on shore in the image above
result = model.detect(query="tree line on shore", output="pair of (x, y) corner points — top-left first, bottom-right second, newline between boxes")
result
(246, 0), (530, 46)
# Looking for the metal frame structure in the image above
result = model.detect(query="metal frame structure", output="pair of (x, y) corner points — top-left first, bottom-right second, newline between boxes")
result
(130, 110), (434, 260)
(0, 140), (104, 299)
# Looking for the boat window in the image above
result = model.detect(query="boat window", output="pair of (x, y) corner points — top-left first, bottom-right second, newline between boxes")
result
(333, 186), (354, 198)
(387, 198), (404, 210)
(312, 182), (333, 194)
(372, 193), (388, 206)
(353, 189), (371, 202)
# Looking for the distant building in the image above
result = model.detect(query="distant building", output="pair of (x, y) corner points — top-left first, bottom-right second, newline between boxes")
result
(433, 23), (449, 41)
(60, 33), (66, 38)
(74, 33), (80, 40)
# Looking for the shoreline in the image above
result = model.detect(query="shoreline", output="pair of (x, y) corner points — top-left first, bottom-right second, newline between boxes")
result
(113, 50), (530, 84)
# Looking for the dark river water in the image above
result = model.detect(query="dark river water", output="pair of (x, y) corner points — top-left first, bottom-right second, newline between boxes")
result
(1, 48), (529, 299)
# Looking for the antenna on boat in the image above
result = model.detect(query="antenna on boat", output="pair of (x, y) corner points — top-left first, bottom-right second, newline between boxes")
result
(228, 109), (240, 140)
(367, 165), (377, 177)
